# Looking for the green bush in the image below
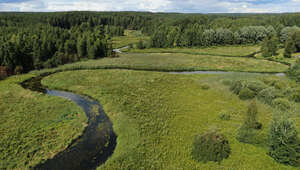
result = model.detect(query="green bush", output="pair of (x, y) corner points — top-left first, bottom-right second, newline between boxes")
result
(191, 131), (231, 163)
(268, 113), (300, 167)
(200, 84), (210, 90)
(246, 80), (268, 94)
(258, 87), (283, 104)
(237, 100), (262, 144)
(289, 88), (300, 103)
(237, 125), (260, 144)
(273, 80), (288, 90)
(230, 80), (243, 95)
(219, 112), (231, 121)
(221, 79), (232, 86)
(239, 88), (256, 100)
(261, 77), (279, 86)
(287, 59), (300, 82)
(272, 98), (292, 111)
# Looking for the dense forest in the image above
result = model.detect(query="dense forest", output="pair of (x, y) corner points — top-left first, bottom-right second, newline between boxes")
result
(2, 12), (300, 78)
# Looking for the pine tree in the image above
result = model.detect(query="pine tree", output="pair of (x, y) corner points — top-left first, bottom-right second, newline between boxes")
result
(77, 36), (87, 57)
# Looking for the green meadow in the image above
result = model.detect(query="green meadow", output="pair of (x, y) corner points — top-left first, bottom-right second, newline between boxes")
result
(0, 44), (297, 169)
(41, 70), (300, 170)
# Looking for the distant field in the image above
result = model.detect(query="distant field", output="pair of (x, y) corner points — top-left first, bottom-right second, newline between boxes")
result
(112, 30), (150, 49)
(255, 48), (300, 65)
(125, 45), (260, 57)
(0, 75), (87, 169)
(42, 70), (299, 170)
(32, 52), (288, 75)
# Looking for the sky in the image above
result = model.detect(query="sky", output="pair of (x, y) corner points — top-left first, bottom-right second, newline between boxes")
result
(0, 0), (300, 13)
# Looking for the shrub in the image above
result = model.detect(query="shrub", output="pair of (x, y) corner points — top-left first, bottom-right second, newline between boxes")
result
(273, 80), (288, 90)
(191, 131), (231, 163)
(272, 98), (292, 111)
(239, 88), (256, 100)
(289, 88), (300, 103)
(246, 80), (268, 94)
(287, 59), (300, 82)
(245, 100), (262, 129)
(237, 100), (262, 144)
(221, 79), (232, 86)
(219, 112), (231, 120)
(230, 80), (243, 95)
(200, 84), (210, 90)
(258, 87), (283, 104)
(237, 125), (260, 144)
(261, 77), (279, 86)
(268, 113), (300, 167)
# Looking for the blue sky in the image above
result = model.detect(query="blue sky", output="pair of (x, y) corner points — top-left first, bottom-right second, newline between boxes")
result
(0, 0), (300, 13)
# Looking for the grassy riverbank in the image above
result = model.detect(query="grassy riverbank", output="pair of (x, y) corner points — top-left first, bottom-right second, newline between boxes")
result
(31, 53), (288, 75)
(42, 70), (299, 170)
(0, 75), (87, 169)
(125, 45), (260, 57)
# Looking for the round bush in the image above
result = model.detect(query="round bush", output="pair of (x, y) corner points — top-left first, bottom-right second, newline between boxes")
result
(246, 80), (268, 94)
(191, 131), (231, 163)
(272, 98), (292, 111)
(239, 88), (256, 100)
(258, 87), (283, 104)
(200, 84), (210, 90)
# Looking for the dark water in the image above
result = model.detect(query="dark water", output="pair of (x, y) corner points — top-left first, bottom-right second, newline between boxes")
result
(21, 76), (117, 170)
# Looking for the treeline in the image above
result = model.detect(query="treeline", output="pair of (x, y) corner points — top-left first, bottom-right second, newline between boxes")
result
(150, 25), (277, 48)
(0, 23), (124, 78)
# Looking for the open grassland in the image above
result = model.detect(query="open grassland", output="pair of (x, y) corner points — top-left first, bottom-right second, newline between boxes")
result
(125, 45), (260, 57)
(42, 70), (299, 170)
(112, 30), (150, 49)
(0, 75), (87, 169)
(32, 53), (288, 75)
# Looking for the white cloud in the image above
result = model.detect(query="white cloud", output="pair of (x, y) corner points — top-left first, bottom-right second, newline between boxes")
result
(0, 0), (300, 13)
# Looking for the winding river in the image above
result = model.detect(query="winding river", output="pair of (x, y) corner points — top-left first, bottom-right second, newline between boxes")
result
(19, 63), (285, 169)
(21, 75), (117, 170)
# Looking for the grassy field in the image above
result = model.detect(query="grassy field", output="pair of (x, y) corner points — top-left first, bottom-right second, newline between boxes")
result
(42, 70), (299, 170)
(0, 43), (295, 169)
(255, 48), (300, 65)
(0, 75), (88, 169)
(111, 30), (150, 49)
(125, 45), (260, 57)
(32, 53), (288, 75)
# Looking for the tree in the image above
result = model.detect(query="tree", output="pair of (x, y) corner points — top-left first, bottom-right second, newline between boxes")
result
(268, 112), (300, 166)
(284, 37), (296, 58)
(237, 100), (262, 144)
(77, 36), (87, 57)
(261, 35), (279, 57)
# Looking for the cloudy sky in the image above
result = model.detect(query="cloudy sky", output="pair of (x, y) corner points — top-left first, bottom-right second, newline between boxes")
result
(0, 0), (300, 13)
